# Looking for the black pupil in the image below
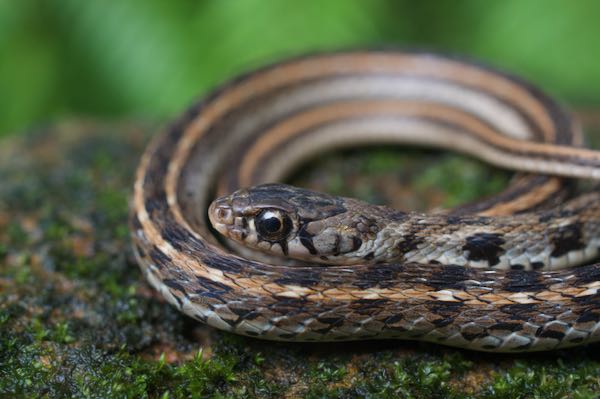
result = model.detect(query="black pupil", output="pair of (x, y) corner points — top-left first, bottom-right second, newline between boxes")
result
(262, 216), (281, 233)
(256, 210), (291, 241)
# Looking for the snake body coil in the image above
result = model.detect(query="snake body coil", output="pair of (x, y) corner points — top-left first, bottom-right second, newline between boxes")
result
(131, 51), (600, 352)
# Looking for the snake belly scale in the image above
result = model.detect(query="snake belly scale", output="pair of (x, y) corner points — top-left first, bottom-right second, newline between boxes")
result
(131, 51), (600, 352)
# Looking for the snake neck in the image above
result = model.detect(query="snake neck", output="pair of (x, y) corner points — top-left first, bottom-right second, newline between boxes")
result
(275, 191), (600, 271)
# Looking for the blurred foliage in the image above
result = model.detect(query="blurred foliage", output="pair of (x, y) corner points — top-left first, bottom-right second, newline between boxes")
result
(1, 0), (600, 136)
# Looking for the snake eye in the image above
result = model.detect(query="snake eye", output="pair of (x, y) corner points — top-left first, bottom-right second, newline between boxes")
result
(255, 209), (292, 241)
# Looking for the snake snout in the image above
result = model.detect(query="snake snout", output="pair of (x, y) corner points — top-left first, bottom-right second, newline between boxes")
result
(208, 197), (253, 241)
(208, 197), (234, 232)
(209, 197), (253, 243)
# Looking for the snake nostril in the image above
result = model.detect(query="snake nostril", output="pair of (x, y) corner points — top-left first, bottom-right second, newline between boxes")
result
(215, 206), (233, 224)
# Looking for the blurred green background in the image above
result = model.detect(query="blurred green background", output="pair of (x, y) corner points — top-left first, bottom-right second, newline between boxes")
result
(2, 0), (600, 137)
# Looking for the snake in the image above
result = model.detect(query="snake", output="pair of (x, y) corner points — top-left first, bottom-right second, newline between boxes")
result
(130, 51), (600, 352)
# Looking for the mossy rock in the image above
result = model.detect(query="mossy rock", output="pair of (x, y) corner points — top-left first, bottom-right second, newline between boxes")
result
(1, 120), (599, 398)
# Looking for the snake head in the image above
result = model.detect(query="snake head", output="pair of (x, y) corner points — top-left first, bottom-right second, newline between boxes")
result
(209, 183), (380, 263)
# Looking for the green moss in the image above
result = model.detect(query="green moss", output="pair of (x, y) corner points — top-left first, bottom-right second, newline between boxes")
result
(415, 155), (509, 208)
(329, 352), (472, 398)
(483, 359), (600, 399)
(292, 147), (509, 211)
(6, 221), (28, 247)
(0, 124), (599, 398)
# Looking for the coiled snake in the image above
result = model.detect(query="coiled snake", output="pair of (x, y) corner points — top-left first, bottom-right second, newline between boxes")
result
(131, 51), (600, 352)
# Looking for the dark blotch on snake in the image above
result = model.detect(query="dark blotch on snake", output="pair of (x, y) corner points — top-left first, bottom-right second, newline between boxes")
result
(298, 225), (318, 255)
(461, 331), (487, 342)
(274, 270), (322, 287)
(572, 263), (600, 286)
(551, 222), (585, 258)
(203, 254), (244, 274)
(431, 317), (454, 328)
(350, 298), (390, 315)
(270, 297), (309, 314)
(426, 300), (465, 319)
(160, 222), (200, 252)
(503, 270), (547, 293)
(351, 236), (362, 251)
(162, 279), (187, 307)
(352, 264), (404, 289)
(462, 232), (506, 266)
(489, 322), (523, 332)
(332, 234), (341, 256)
(397, 234), (425, 256)
(537, 329), (566, 340)
(163, 279), (187, 293)
(363, 252), (375, 261)
(195, 275), (232, 301)
(134, 242), (147, 259)
(499, 303), (536, 320)
(425, 264), (472, 291)
(229, 306), (261, 320)
(145, 196), (166, 215)
(446, 216), (462, 225)
(448, 215), (490, 226)
(130, 214), (143, 231)
(149, 245), (172, 268)
(317, 317), (345, 327)
(576, 312), (600, 323)
(531, 261), (545, 270)
(279, 240), (289, 256)
(539, 207), (576, 223)
(384, 314), (403, 324)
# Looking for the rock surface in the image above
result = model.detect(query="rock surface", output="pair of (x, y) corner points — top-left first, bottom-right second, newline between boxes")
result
(1, 119), (599, 398)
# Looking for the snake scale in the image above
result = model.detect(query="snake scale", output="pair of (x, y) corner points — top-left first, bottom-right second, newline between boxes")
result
(131, 51), (600, 352)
